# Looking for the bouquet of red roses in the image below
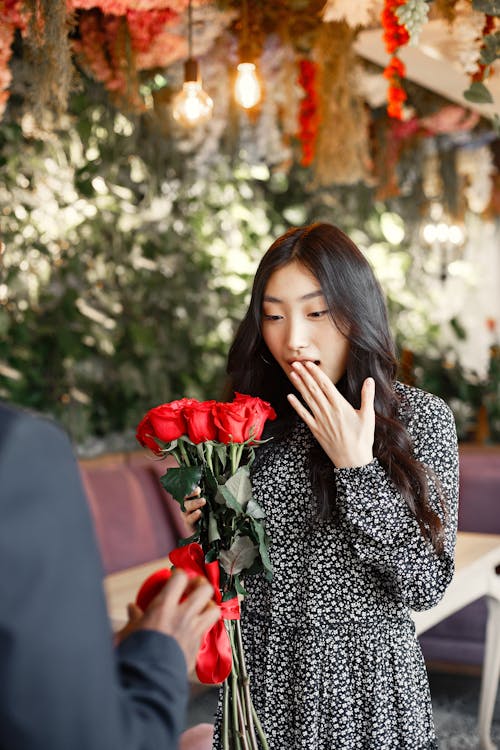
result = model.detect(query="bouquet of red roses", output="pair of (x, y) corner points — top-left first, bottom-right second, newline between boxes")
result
(136, 393), (276, 750)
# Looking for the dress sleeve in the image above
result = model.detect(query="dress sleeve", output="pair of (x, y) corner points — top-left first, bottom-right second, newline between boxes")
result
(334, 389), (459, 611)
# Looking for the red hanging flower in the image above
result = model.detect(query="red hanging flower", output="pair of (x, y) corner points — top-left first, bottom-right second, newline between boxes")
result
(384, 55), (408, 119)
(297, 58), (320, 167)
(126, 9), (177, 54)
(0, 0), (28, 118)
(381, 0), (409, 120)
(471, 14), (495, 84)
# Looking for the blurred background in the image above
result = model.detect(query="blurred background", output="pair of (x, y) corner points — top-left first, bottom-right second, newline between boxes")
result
(1, 3), (500, 744)
(1, 0), (499, 454)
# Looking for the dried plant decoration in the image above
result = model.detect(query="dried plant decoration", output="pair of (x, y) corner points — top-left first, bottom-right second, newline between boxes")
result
(22, 0), (73, 125)
(313, 21), (371, 186)
(432, 0), (461, 24)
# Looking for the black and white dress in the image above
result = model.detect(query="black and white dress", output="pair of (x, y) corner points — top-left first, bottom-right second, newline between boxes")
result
(213, 382), (459, 750)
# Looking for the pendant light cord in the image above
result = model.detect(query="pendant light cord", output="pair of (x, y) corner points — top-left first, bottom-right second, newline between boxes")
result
(188, 0), (193, 59)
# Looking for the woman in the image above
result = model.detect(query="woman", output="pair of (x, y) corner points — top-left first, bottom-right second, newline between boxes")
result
(186, 223), (458, 749)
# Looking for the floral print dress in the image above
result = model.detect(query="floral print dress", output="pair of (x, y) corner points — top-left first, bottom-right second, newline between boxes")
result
(212, 382), (459, 750)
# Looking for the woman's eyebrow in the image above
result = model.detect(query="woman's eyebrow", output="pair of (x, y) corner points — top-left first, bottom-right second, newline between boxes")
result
(263, 290), (324, 303)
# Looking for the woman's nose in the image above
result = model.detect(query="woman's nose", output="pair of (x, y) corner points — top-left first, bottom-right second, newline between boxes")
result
(286, 319), (308, 352)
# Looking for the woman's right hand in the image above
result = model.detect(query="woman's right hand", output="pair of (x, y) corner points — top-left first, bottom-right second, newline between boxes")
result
(183, 486), (206, 529)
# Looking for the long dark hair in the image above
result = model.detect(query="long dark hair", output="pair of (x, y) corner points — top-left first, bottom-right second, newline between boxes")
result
(224, 222), (445, 554)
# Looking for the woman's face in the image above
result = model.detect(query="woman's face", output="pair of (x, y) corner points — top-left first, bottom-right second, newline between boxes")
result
(261, 260), (350, 385)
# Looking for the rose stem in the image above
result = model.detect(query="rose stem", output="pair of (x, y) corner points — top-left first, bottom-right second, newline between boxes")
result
(230, 632), (243, 750)
(230, 622), (253, 746)
(234, 619), (259, 750)
(229, 621), (249, 748)
(223, 677), (232, 750)
(177, 438), (191, 466)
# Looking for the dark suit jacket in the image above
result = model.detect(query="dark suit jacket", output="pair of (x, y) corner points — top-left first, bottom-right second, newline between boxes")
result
(0, 403), (189, 750)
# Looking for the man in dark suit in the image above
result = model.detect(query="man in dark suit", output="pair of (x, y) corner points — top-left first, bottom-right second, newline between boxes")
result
(0, 402), (219, 750)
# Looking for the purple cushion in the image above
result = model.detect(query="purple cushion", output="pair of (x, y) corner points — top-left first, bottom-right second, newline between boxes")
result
(419, 599), (487, 665)
(419, 446), (500, 665)
(458, 446), (500, 533)
(80, 454), (189, 574)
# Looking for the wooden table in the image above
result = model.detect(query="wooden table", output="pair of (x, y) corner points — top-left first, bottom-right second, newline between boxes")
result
(105, 532), (500, 749)
(104, 557), (171, 631)
(412, 532), (500, 750)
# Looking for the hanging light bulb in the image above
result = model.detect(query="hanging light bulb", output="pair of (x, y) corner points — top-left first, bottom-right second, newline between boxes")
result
(172, 59), (213, 127)
(234, 61), (261, 109)
(172, 0), (213, 127)
(234, 0), (262, 110)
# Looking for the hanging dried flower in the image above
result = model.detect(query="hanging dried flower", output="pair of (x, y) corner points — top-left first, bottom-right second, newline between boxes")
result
(0, 0), (27, 119)
(470, 14), (495, 84)
(296, 57), (319, 167)
(126, 9), (177, 52)
(446, 0), (486, 75)
(22, 0), (73, 125)
(69, 0), (189, 12)
(73, 11), (143, 110)
(433, 0), (461, 24)
(322, 0), (382, 28)
(395, 0), (430, 44)
(313, 21), (371, 186)
(457, 144), (496, 214)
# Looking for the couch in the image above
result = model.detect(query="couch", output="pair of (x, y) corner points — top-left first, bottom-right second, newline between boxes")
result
(419, 443), (500, 670)
(79, 443), (500, 671)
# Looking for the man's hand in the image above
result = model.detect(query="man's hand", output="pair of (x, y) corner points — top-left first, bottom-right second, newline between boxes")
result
(119, 570), (219, 673)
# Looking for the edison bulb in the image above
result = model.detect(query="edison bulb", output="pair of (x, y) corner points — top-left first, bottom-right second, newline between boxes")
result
(234, 62), (261, 109)
(172, 81), (213, 127)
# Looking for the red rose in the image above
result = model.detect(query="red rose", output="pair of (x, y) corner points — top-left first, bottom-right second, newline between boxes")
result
(214, 395), (276, 444)
(148, 398), (196, 443)
(233, 393), (277, 441)
(136, 413), (162, 454)
(183, 400), (218, 443)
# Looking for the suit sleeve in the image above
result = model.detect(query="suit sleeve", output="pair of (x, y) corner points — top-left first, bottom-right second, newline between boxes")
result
(334, 391), (459, 611)
(0, 409), (189, 750)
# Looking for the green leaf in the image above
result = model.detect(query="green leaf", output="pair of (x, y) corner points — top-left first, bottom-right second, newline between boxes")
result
(203, 464), (218, 496)
(178, 530), (200, 547)
(222, 588), (238, 602)
(450, 317), (467, 341)
(223, 466), (253, 508)
(472, 0), (500, 14)
(463, 81), (494, 104)
(215, 444), (228, 471)
(205, 547), (218, 563)
(251, 520), (273, 575)
(160, 465), (202, 510)
(480, 32), (500, 65)
(234, 575), (248, 596)
(216, 484), (242, 514)
(219, 535), (258, 576)
(246, 497), (266, 519)
(208, 513), (221, 543)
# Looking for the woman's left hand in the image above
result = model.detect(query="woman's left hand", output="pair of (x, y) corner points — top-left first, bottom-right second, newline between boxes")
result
(287, 361), (375, 469)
